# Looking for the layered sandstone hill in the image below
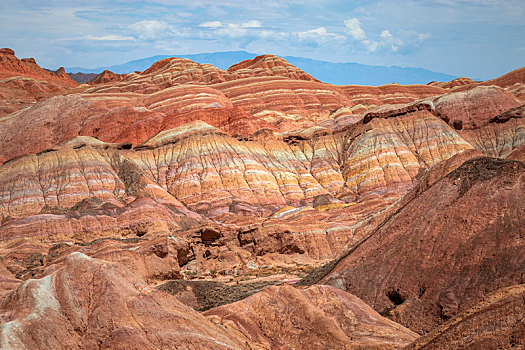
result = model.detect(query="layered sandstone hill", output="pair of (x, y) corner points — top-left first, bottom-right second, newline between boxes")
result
(430, 66), (525, 100)
(68, 72), (98, 84)
(227, 54), (320, 81)
(1, 50), (525, 348)
(0, 109), (475, 225)
(0, 48), (77, 86)
(0, 55), (523, 269)
(0, 251), (421, 349)
(320, 157), (525, 334)
(0, 101), (491, 277)
(0, 259), (20, 297)
(0, 48), (79, 117)
(204, 284), (418, 349)
(0, 233), (195, 284)
(0, 252), (247, 349)
(482, 66), (525, 91)
(428, 77), (477, 89)
(0, 52), (451, 163)
(1, 87), (523, 235)
(428, 86), (524, 158)
(89, 69), (125, 85)
(406, 284), (525, 349)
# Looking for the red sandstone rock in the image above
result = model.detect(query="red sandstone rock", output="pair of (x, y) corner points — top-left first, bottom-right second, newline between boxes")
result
(3, 53), (514, 165)
(431, 85), (522, 130)
(507, 144), (525, 162)
(0, 252), (246, 349)
(0, 48), (79, 117)
(0, 103), (493, 247)
(227, 54), (320, 81)
(0, 76), (67, 117)
(430, 67), (525, 101)
(0, 74), (521, 279)
(482, 67), (525, 90)
(0, 51), (524, 348)
(428, 77), (477, 89)
(428, 87), (524, 157)
(204, 284), (418, 349)
(0, 259), (20, 297)
(340, 84), (446, 106)
(321, 157), (525, 334)
(0, 48), (77, 87)
(89, 69), (125, 85)
(406, 284), (525, 349)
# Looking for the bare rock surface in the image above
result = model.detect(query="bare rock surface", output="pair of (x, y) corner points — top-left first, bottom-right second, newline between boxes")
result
(0, 252), (246, 349)
(204, 284), (418, 349)
(321, 157), (525, 334)
(0, 48), (79, 117)
(406, 284), (525, 349)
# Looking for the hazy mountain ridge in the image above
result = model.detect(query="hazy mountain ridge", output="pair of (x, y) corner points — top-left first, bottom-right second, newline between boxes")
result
(65, 51), (457, 86)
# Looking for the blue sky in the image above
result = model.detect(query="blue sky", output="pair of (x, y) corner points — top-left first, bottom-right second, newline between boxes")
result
(1, 0), (524, 79)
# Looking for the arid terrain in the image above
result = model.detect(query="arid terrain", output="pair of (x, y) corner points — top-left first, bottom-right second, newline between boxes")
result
(0, 47), (523, 349)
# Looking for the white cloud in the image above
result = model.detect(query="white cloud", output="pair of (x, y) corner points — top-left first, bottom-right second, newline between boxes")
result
(362, 40), (380, 52)
(199, 20), (267, 40)
(199, 21), (223, 28)
(130, 20), (173, 40)
(294, 27), (345, 44)
(344, 18), (366, 40)
(240, 20), (262, 28)
(197, 20), (344, 48)
(342, 19), (429, 54)
(83, 34), (135, 41)
(380, 30), (392, 39)
(199, 20), (261, 33)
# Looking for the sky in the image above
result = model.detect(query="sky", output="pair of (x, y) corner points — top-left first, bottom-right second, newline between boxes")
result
(1, 0), (524, 79)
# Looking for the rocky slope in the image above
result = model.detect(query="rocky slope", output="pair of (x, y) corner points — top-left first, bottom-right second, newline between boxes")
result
(0, 48), (77, 87)
(0, 48), (79, 117)
(0, 87), (522, 272)
(406, 284), (525, 349)
(430, 66), (525, 101)
(320, 157), (525, 334)
(0, 109), (475, 237)
(68, 72), (98, 84)
(204, 284), (418, 349)
(89, 69), (125, 85)
(0, 53), (452, 163)
(0, 251), (424, 349)
(428, 86), (524, 158)
(0, 252), (246, 349)
(227, 54), (320, 81)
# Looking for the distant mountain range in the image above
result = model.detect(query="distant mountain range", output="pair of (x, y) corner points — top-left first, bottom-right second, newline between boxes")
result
(65, 51), (456, 86)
